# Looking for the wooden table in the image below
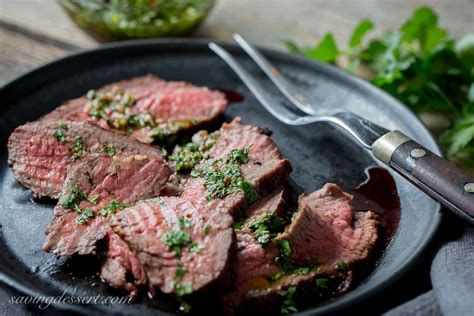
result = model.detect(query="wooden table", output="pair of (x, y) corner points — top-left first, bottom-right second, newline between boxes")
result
(1, 0), (472, 85)
(0, 0), (472, 315)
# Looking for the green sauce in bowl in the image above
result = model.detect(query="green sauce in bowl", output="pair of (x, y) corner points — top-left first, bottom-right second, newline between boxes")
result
(59, 0), (215, 40)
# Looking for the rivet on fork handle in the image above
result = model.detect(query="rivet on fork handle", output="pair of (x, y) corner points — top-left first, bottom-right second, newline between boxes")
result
(372, 131), (474, 224)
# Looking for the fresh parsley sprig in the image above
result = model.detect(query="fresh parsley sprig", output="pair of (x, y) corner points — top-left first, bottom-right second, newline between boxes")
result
(285, 6), (474, 168)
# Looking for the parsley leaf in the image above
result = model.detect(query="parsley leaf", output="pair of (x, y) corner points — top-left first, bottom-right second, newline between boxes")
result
(98, 199), (127, 217)
(349, 19), (374, 49)
(306, 34), (338, 63)
(285, 6), (474, 169)
(162, 230), (191, 257)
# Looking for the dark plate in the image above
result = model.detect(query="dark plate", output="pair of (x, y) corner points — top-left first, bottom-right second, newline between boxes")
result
(0, 39), (442, 315)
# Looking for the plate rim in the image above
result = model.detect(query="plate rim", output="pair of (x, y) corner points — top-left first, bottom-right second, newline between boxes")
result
(0, 38), (443, 315)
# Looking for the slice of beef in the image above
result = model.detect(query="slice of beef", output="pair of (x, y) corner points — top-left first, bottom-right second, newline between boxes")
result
(40, 75), (228, 143)
(181, 117), (292, 217)
(109, 119), (292, 297)
(282, 183), (379, 267)
(43, 153), (170, 256)
(242, 186), (290, 222)
(232, 188), (290, 289)
(8, 120), (170, 199)
(225, 183), (380, 315)
(40, 75), (165, 123)
(207, 117), (284, 162)
(109, 196), (234, 296)
(100, 231), (147, 298)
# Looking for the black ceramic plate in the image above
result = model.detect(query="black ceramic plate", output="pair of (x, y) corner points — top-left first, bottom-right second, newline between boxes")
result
(0, 39), (442, 315)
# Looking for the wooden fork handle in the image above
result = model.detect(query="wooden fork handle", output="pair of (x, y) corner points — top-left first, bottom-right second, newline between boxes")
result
(372, 131), (474, 224)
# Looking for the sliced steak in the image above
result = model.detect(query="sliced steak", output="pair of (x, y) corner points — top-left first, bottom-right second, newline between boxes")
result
(109, 196), (234, 296)
(8, 120), (169, 199)
(109, 119), (291, 297)
(207, 117), (283, 162)
(40, 75), (228, 143)
(43, 153), (170, 256)
(225, 183), (380, 315)
(282, 183), (380, 266)
(181, 118), (292, 217)
(242, 186), (290, 222)
(40, 75), (164, 123)
(233, 187), (290, 289)
(100, 231), (147, 298)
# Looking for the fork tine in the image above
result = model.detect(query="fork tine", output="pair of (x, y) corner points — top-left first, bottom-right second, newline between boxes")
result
(233, 33), (319, 116)
(208, 42), (302, 125)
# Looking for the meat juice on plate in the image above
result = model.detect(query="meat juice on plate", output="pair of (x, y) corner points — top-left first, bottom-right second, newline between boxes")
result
(351, 166), (401, 243)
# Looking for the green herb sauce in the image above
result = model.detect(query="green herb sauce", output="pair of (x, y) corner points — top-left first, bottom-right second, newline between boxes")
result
(191, 147), (258, 202)
(59, 184), (87, 211)
(247, 211), (286, 245)
(84, 86), (195, 145)
(170, 132), (218, 173)
(315, 278), (330, 289)
(162, 230), (191, 257)
(98, 199), (128, 217)
(97, 143), (117, 155)
(59, 185), (98, 224)
(76, 208), (95, 224)
(279, 286), (298, 315)
(69, 136), (87, 161)
(52, 123), (68, 143)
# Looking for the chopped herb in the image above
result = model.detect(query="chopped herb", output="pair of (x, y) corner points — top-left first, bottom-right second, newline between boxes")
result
(84, 87), (139, 131)
(113, 163), (121, 171)
(178, 216), (193, 229)
(52, 123), (68, 143)
(240, 180), (259, 204)
(229, 147), (250, 164)
(270, 258), (315, 281)
(148, 120), (195, 144)
(58, 122), (68, 130)
(247, 211), (286, 245)
(335, 261), (348, 271)
(69, 136), (87, 161)
(59, 185), (86, 211)
(162, 230), (191, 257)
(189, 242), (204, 253)
(86, 89), (95, 99)
(292, 266), (312, 275)
(76, 208), (95, 224)
(174, 282), (193, 297)
(171, 142), (209, 172)
(203, 225), (210, 234)
(233, 219), (244, 230)
(279, 286), (298, 315)
(315, 278), (330, 289)
(98, 199), (127, 217)
(275, 239), (292, 257)
(191, 147), (259, 203)
(270, 271), (286, 281)
(179, 301), (192, 313)
(88, 195), (99, 205)
(97, 144), (116, 155)
(176, 266), (186, 279)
